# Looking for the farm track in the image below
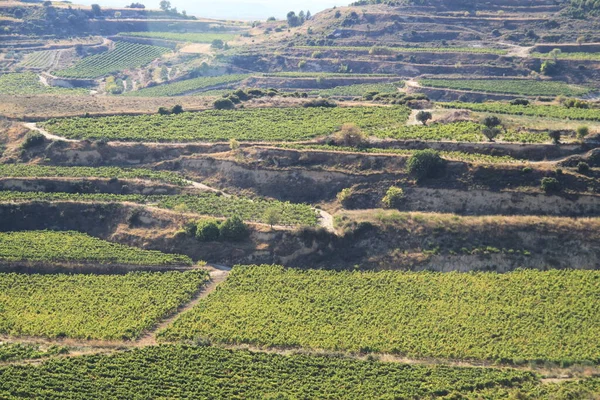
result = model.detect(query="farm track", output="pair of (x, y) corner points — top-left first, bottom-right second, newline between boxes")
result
(135, 268), (230, 347)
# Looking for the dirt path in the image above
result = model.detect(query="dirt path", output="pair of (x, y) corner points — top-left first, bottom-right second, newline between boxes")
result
(23, 122), (79, 143)
(498, 42), (533, 58)
(135, 268), (230, 347)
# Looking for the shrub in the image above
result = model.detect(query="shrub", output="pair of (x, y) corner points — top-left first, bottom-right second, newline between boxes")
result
(171, 105), (184, 114)
(369, 46), (394, 55)
(510, 98), (530, 106)
(219, 216), (248, 241)
(196, 219), (221, 241)
(303, 99), (337, 108)
(407, 150), (446, 181)
(333, 123), (368, 147)
(522, 166), (533, 174)
(382, 186), (405, 209)
(548, 130), (561, 144)
(233, 89), (249, 101)
(482, 115), (501, 128)
(577, 125), (589, 139)
(337, 188), (353, 208)
(541, 177), (561, 194)
(415, 111), (432, 126)
(577, 162), (590, 173)
(21, 132), (44, 149)
(214, 98), (235, 110)
(158, 107), (171, 115)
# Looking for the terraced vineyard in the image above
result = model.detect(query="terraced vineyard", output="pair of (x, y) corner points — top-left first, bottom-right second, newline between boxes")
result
(123, 74), (250, 97)
(441, 101), (600, 121)
(18, 50), (59, 69)
(40, 106), (412, 142)
(0, 270), (208, 340)
(298, 45), (509, 55)
(419, 78), (591, 97)
(0, 344), (541, 399)
(0, 73), (87, 95)
(54, 41), (171, 79)
(281, 144), (523, 163)
(119, 32), (239, 43)
(532, 51), (600, 61)
(316, 82), (402, 97)
(0, 230), (192, 266)
(0, 192), (319, 226)
(0, 165), (189, 186)
(160, 265), (600, 365)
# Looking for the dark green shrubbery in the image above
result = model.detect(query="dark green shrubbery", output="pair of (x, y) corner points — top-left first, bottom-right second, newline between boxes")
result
(219, 216), (249, 241)
(407, 150), (446, 181)
(196, 219), (221, 241)
(213, 98), (236, 110)
(541, 177), (561, 194)
(303, 98), (337, 108)
(21, 132), (45, 149)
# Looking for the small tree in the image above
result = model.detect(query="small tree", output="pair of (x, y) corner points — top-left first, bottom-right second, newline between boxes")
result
(482, 127), (501, 142)
(214, 98), (235, 110)
(159, 0), (171, 11)
(415, 111), (432, 126)
(91, 4), (102, 15)
(263, 207), (281, 228)
(548, 130), (561, 145)
(211, 39), (224, 49)
(114, 11), (121, 19)
(541, 177), (561, 194)
(577, 36), (585, 45)
(407, 149), (446, 181)
(229, 138), (240, 151)
(382, 186), (405, 209)
(577, 125), (589, 139)
(333, 123), (368, 148)
(196, 219), (221, 241)
(171, 104), (184, 114)
(549, 48), (562, 61)
(219, 216), (248, 241)
(482, 115), (502, 129)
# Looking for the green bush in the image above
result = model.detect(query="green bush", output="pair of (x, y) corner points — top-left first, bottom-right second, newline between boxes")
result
(577, 125), (590, 139)
(196, 219), (221, 241)
(213, 98), (235, 110)
(336, 188), (353, 208)
(219, 216), (248, 241)
(407, 149), (446, 180)
(382, 186), (405, 209)
(21, 132), (44, 149)
(541, 177), (561, 194)
(577, 162), (590, 173)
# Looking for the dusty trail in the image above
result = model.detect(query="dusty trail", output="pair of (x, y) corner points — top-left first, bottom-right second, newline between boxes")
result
(135, 268), (230, 347)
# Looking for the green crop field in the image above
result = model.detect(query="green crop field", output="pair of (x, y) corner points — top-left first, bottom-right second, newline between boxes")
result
(119, 32), (239, 43)
(123, 74), (250, 97)
(0, 165), (189, 186)
(0, 192), (318, 226)
(40, 106), (412, 142)
(298, 45), (508, 55)
(441, 101), (600, 121)
(160, 266), (600, 365)
(281, 144), (523, 163)
(316, 82), (402, 97)
(382, 121), (549, 143)
(0, 73), (87, 95)
(532, 51), (600, 61)
(419, 78), (590, 97)
(0, 343), (68, 362)
(0, 230), (192, 266)
(0, 344), (540, 399)
(18, 50), (59, 69)
(0, 270), (208, 340)
(54, 41), (171, 79)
